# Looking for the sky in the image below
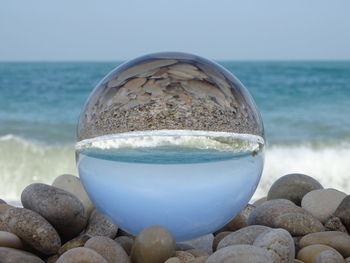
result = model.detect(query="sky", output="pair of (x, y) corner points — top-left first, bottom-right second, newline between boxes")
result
(0, 0), (350, 61)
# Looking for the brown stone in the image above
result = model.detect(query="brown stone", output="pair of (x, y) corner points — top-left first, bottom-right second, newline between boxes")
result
(58, 234), (91, 256)
(56, 247), (108, 263)
(297, 244), (343, 263)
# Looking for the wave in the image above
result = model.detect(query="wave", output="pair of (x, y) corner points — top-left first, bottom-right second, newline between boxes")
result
(1, 134), (350, 201)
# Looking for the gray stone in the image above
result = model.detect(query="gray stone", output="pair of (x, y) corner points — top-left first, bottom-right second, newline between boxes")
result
(85, 236), (130, 263)
(267, 173), (323, 205)
(217, 225), (270, 250)
(56, 247), (108, 263)
(0, 247), (44, 263)
(315, 250), (344, 263)
(325, 216), (348, 233)
(21, 183), (88, 239)
(84, 209), (118, 238)
(131, 226), (176, 263)
(1, 208), (61, 255)
(206, 244), (273, 263)
(253, 228), (295, 263)
(0, 230), (23, 249)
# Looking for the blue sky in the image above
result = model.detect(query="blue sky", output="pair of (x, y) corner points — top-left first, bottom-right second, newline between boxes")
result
(1, 0), (349, 61)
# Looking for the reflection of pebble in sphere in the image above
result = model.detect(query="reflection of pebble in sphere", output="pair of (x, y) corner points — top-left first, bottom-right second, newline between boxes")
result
(77, 52), (263, 141)
(76, 52), (265, 241)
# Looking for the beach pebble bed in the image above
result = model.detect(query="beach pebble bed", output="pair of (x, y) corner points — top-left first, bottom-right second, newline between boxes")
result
(1, 172), (350, 262)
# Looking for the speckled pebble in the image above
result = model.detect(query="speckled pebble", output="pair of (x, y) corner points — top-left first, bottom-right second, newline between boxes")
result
(0, 230), (23, 249)
(21, 183), (88, 239)
(206, 244), (273, 263)
(267, 173), (323, 205)
(325, 216), (348, 233)
(56, 247), (108, 263)
(175, 250), (195, 262)
(130, 226), (176, 263)
(58, 234), (91, 256)
(0, 247), (44, 263)
(1, 207), (61, 255)
(52, 174), (94, 216)
(301, 188), (346, 223)
(253, 228), (295, 263)
(85, 209), (118, 238)
(85, 236), (130, 263)
(217, 225), (270, 250)
(297, 244), (343, 263)
(115, 236), (134, 255)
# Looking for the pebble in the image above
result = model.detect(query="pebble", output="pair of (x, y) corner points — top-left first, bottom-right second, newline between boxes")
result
(315, 250), (345, 263)
(217, 225), (270, 250)
(1, 207), (61, 255)
(0, 247), (44, 263)
(213, 231), (231, 251)
(180, 233), (214, 254)
(297, 244), (344, 263)
(21, 183), (88, 239)
(175, 250), (195, 262)
(300, 231), (350, 257)
(0, 230), (23, 249)
(115, 236), (134, 255)
(325, 216), (348, 233)
(206, 244), (273, 263)
(253, 228), (295, 263)
(334, 195), (350, 232)
(85, 209), (118, 238)
(301, 188), (346, 223)
(58, 234), (91, 256)
(164, 258), (181, 263)
(85, 236), (130, 263)
(130, 226), (176, 263)
(52, 174), (95, 216)
(267, 173), (323, 205)
(56, 247), (108, 263)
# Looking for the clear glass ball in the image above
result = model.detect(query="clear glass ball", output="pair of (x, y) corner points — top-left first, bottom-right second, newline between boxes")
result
(76, 52), (265, 241)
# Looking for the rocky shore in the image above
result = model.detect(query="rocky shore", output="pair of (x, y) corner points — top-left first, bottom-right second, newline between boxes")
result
(1, 173), (350, 262)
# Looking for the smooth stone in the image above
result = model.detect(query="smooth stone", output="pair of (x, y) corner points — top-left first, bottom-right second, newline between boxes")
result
(56, 247), (108, 263)
(52, 174), (94, 216)
(85, 236), (130, 263)
(297, 244), (344, 263)
(213, 231), (231, 251)
(115, 236), (134, 255)
(180, 233), (214, 254)
(325, 216), (348, 233)
(164, 258), (181, 263)
(0, 247), (44, 263)
(267, 173), (323, 205)
(58, 234), (91, 256)
(206, 244), (273, 263)
(300, 231), (350, 257)
(334, 195), (350, 232)
(21, 183), (88, 239)
(175, 251), (195, 262)
(315, 250), (345, 263)
(217, 225), (270, 250)
(85, 209), (118, 238)
(216, 204), (255, 233)
(0, 230), (23, 248)
(301, 188), (346, 223)
(253, 197), (267, 207)
(253, 228), (295, 263)
(131, 226), (176, 263)
(1, 207), (61, 255)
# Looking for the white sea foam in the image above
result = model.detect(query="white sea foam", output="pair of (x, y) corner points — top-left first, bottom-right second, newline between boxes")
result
(1, 134), (350, 201)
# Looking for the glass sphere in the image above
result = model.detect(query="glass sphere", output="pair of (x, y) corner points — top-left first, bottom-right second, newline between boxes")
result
(76, 52), (265, 241)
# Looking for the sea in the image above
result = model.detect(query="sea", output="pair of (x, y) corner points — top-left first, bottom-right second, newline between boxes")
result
(1, 61), (350, 201)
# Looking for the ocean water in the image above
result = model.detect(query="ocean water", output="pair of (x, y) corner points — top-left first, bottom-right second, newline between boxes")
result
(77, 131), (264, 240)
(1, 61), (350, 200)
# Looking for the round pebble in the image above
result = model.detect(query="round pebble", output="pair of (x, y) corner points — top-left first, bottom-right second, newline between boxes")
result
(315, 250), (344, 263)
(21, 183), (88, 239)
(253, 228), (295, 263)
(300, 231), (350, 257)
(301, 188), (346, 223)
(0, 247), (44, 263)
(131, 226), (176, 263)
(0, 231), (23, 249)
(267, 173), (323, 205)
(217, 225), (270, 250)
(2, 207), (61, 255)
(334, 195), (350, 232)
(297, 244), (343, 263)
(58, 234), (91, 256)
(56, 247), (108, 263)
(206, 244), (273, 263)
(52, 174), (94, 216)
(84, 236), (130, 263)
(85, 209), (118, 238)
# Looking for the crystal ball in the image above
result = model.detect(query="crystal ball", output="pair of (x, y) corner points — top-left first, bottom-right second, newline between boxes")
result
(76, 52), (264, 241)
